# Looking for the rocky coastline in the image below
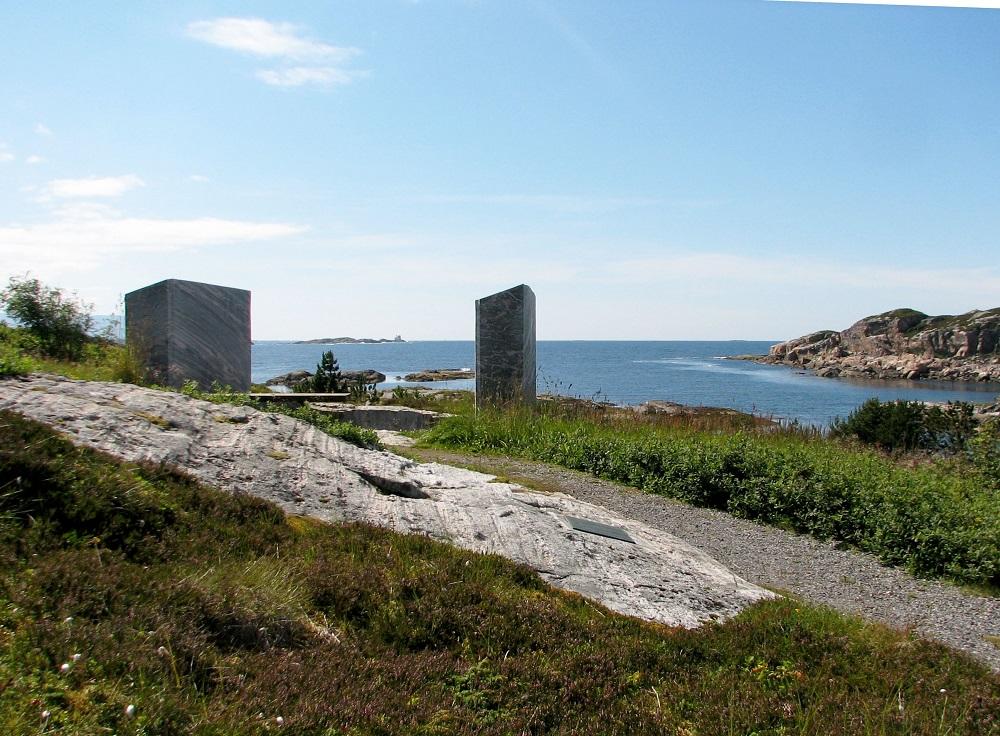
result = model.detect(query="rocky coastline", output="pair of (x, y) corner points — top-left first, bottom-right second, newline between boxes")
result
(747, 308), (1000, 383)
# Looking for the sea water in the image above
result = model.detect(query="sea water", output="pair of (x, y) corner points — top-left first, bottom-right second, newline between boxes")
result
(251, 340), (999, 427)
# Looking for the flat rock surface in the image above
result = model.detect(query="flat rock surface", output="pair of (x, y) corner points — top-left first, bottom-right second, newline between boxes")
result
(0, 374), (772, 629)
(406, 448), (1000, 672)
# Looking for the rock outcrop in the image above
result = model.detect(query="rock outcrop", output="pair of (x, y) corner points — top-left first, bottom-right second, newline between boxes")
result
(265, 369), (386, 387)
(403, 369), (475, 382)
(755, 308), (1000, 382)
(0, 374), (774, 628)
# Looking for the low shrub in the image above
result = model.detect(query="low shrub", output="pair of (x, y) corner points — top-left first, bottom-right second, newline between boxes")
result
(830, 398), (976, 453)
(0, 276), (94, 361)
(970, 418), (1000, 490)
(424, 410), (999, 587)
(0, 411), (996, 734)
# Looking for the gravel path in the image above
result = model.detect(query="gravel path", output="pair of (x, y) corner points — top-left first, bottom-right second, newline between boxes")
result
(407, 447), (1000, 673)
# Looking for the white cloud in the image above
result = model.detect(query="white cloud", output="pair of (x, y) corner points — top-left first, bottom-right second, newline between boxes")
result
(189, 174), (210, 183)
(186, 17), (360, 61)
(768, 1), (1000, 8)
(25, 155), (44, 165)
(255, 66), (359, 87)
(186, 17), (362, 88)
(0, 208), (306, 270)
(35, 123), (53, 136)
(43, 174), (145, 199)
(0, 151), (13, 163)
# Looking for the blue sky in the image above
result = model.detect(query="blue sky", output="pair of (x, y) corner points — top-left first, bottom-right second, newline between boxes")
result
(1, 0), (997, 340)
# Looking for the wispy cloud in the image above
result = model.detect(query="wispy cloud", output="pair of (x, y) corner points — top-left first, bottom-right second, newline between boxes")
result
(0, 208), (305, 270)
(34, 123), (53, 136)
(768, 1), (1000, 8)
(256, 66), (361, 87)
(186, 17), (358, 61)
(418, 193), (717, 214)
(605, 251), (1000, 294)
(186, 17), (363, 87)
(0, 151), (13, 163)
(25, 155), (45, 165)
(43, 174), (144, 199)
(189, 174), (210, 183)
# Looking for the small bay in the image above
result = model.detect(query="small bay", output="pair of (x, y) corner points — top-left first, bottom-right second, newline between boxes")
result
(252, 340), (999, 427)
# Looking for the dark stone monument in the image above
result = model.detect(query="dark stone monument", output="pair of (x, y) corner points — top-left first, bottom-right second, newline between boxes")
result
(125, 278), (251, 391)
(475, 284), (535, 408)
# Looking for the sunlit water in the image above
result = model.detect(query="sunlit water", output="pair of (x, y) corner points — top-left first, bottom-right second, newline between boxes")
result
(252, 341), (999, 427)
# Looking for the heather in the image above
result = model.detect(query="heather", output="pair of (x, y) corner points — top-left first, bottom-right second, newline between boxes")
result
(1, 411), (996, 734)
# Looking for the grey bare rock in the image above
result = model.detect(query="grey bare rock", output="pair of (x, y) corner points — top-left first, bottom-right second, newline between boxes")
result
(266, 370), (386, 388)
(752, 308), (1000, 382)
(476, 284), (536, 408)
(0, 374), (773, 629)
(125, 279), (251, 391)
(402, 369), (474, 382)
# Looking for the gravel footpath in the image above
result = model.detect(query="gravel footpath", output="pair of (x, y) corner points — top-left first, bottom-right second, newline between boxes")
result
(407, 447), (1000, 673)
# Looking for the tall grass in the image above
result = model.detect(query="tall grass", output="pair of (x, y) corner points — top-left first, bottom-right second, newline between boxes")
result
(424, 408), (999, 588)
(1, 410), (996, 734)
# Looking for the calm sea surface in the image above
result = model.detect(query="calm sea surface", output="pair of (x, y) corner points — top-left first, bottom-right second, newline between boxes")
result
(252, 341), (999, 427)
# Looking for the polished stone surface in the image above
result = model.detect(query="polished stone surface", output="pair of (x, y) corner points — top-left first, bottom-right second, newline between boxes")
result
(125, 279), (251, 391)
(475, 284), (535, 408)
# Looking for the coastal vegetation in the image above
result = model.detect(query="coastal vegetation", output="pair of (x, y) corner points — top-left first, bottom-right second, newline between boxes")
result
(1, 411), (996, 734)
(830, 398), (978, 453)
(421, 402), (1000, 589)
(0, 277), (142, 383)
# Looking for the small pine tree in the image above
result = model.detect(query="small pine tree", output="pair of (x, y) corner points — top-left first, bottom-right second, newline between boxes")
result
(311, 350), (343, 393)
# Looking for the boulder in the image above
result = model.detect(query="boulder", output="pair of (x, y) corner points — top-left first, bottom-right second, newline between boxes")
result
(341, 370), (387, 385)
(265, 369), (313, 386)
(266, 369), (386, 387)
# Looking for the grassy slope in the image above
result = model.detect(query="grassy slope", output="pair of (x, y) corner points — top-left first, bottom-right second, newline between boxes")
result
(1, 410), (998, 735)
(422, 409), (999, 589)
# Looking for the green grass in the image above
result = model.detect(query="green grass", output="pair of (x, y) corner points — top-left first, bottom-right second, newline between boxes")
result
(0, 324), (141, 382)
(0, 410), (997, 735)
(422, 408), (1000, 589)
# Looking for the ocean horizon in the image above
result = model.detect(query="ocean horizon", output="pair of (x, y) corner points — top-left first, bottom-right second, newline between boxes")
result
(252, 340), (1000, 428)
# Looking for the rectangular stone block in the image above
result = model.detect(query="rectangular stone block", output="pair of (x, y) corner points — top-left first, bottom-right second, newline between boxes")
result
(125, 279), (251, 391)
(475, 284), (536, 408)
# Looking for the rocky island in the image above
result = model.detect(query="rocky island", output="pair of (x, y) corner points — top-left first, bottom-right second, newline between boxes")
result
(750, 308), (1000, 382)
(403, 368), (474, 382)
(294, 335), (405, 344)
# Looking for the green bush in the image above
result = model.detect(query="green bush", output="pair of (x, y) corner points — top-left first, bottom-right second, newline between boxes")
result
(830, 398), (976, 453)
(0, 277), (94, 361)
(970, 418), (1000, 490)
(425, 410), (999, 587)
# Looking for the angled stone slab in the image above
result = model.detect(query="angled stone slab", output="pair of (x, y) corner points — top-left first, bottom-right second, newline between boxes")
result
(476, 284), (536, 408)
(125, 278), (251, 391)
(565, 515), (636, 544)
